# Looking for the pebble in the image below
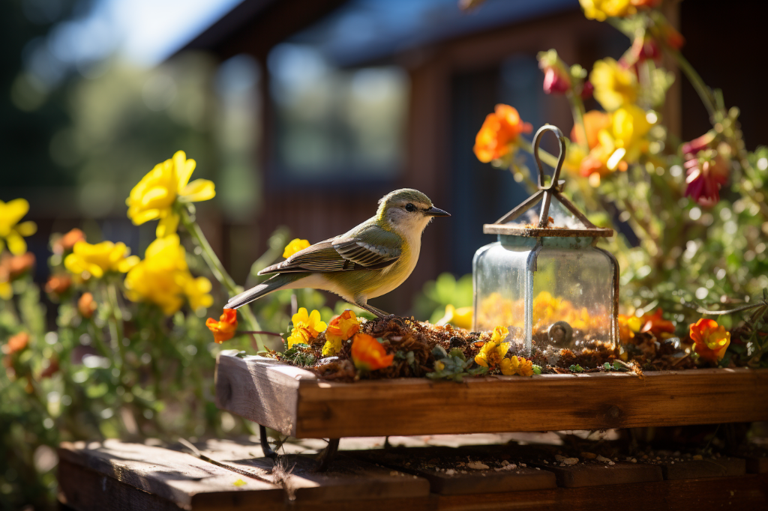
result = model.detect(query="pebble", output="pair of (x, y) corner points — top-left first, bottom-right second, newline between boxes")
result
(468, 462), (489, 470)
(581, 452), (597, 460)
(555, 455), (566, 462)
(563, 458), (579, 466)
(596, 455), (612, 463)
(501, 460), (510, 466)
(445, 469), (456, 476)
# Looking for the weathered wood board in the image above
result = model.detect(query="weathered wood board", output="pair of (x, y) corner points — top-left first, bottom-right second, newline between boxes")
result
(58, 440), (768, 511)
(58, 439), (431, 511)
(215, 351), (768, 438)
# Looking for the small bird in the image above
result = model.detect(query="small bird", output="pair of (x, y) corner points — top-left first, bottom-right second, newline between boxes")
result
(226, 189), (450, 317)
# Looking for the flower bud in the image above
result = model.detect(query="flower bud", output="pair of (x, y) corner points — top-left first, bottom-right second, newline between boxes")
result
(78, 292), (97, 319)
(543, 67), (571, 94)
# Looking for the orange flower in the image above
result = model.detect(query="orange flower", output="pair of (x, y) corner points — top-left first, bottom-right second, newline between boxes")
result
(1, 252), (35, 279)
(78, 293), (97, 319)
(206, 309), (239, 344)
(351, 333), (394, 371)
(4, 332), (29, 355)
(473, 104), (533, 163)
(571, 110), (611, 150)
(689, 319), (730, 363)
(640, 308), (675, 338)
(53, 228), (86, 255)
(46, 275), (72, 296)
(326, 310), (361, 342)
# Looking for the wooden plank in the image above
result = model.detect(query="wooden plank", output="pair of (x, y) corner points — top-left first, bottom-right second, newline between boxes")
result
(59, 440), (431, 511)
(350, 446), (556, 495)
(434, 473), (768, 511)
(215, 352), (768, 438)
(215, 354), (312, 435)
(58, 440), (283, 510)
(58, 458), (205, 511)
(656, 456), (746, 480)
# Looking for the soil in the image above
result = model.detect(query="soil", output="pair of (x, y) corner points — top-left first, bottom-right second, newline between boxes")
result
(269, 316), (708, 382)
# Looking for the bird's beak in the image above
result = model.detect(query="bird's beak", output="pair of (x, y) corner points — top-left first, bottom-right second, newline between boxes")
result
(425, 206), (451, 217)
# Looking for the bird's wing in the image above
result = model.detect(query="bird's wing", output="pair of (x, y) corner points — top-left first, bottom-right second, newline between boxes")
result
(259, 226), (401, 275)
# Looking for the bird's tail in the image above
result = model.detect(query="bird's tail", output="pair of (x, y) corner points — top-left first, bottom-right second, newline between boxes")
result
(225, 274), (306, 310)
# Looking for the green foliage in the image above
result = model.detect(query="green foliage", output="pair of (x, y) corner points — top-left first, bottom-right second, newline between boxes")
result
(281, 344), (317, 367)
(426, 345), (488, 382)
(569, 364), (584, 373)
(413, 272), (473, 323)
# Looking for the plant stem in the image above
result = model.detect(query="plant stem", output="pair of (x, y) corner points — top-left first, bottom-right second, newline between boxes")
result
(567, 91), (590, 154)
(179, 208), (262, 334)
(107, 282), (127, 370)
(667, 48), (716, 118)
(667, 48), (768, 219)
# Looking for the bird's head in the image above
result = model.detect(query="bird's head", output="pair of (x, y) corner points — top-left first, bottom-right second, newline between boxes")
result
(377, 188), (450, 236)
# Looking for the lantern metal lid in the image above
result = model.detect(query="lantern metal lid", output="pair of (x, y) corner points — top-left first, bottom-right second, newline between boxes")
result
(483, 125), (614, 239)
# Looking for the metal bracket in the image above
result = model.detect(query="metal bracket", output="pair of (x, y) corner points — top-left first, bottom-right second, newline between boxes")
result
(258, 424), (340, 472)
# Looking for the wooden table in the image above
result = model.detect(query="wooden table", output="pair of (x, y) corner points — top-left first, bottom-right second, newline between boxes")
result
(58, 437), (768, 510)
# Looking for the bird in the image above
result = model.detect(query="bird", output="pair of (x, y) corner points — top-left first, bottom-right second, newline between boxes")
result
(225, 189), (450, 318)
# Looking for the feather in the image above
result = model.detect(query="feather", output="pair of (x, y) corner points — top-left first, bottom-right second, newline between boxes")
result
(258, 223), (401, 276)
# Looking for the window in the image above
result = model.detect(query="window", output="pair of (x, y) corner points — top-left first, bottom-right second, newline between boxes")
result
(268, 43), (408, 181)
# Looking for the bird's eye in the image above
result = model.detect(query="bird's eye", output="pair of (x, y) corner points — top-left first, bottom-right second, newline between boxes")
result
(405, 203), (416, 212)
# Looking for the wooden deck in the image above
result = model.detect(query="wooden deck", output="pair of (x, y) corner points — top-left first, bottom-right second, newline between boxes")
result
(214, 351), (768, 438)
(58, 438), (768, 511)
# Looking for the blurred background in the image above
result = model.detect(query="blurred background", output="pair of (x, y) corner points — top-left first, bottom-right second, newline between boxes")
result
(3, 0), (767, 315)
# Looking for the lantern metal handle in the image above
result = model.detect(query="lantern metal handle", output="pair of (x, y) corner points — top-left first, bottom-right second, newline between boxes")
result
(533, 125), (567, 228)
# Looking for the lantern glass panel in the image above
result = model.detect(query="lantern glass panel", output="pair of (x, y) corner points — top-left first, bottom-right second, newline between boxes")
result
(473, 234), (617, 355)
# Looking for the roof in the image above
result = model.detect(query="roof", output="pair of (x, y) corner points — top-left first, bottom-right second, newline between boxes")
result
(180, 0), (579, 64)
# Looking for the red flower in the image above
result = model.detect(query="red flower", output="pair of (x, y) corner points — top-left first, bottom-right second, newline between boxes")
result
(543, 67), (571, 95)
(640, 308), (675, 338)
(206, 309), (238, 344)
(689, 318), (730, 363)
(351, 333), (394, 371)
(580, 80), (594, 99)
(685, 154), (729, 207)
(682, 133), (730, 207)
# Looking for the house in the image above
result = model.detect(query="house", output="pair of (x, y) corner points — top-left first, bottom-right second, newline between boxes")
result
(179, 0), (754, 313)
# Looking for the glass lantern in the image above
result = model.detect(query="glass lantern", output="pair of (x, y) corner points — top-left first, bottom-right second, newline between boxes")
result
(473, 125), (619, 358)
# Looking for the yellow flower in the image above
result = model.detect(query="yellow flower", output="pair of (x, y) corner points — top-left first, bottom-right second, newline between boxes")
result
(475, 326), (510, 369)
(124, 235), (212, 315)
(610, 105), (651, 162)
(590, 58), (637, 111)
(126, 151), (215, 238)
(0, 199), (37, 255)
(323, 310), (361, 356)
(185, 276), (214, 311)
(287, 307), (327, 349)
(579, 0), (632, 21)
(65, 241), (139, 279)
(438, 304), (474, 330)
(0, 275), (11, 300)
(283, 238), (310, 258)
(501, 356), (534, 377)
